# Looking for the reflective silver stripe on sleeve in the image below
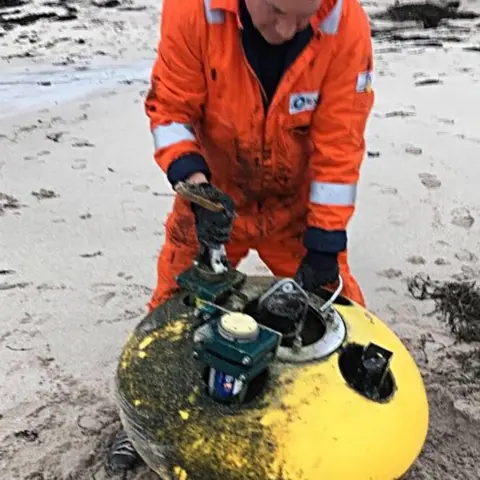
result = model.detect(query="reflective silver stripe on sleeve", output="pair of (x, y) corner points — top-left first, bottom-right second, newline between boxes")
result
(152, 122), (196, 151)
(309, 181), (357, 206)
(318, 0), (343, 34)
(204, 0), (225, 24)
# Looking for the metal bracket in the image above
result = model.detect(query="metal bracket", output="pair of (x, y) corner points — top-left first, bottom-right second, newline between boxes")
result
(257, 275), (345, 353)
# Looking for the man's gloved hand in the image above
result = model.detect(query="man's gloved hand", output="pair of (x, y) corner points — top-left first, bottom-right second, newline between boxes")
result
(190, 183), (236, 248)
(294, 251), (340, 293)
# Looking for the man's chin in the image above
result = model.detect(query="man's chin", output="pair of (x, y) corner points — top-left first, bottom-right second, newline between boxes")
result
(259, 30), (287, 45)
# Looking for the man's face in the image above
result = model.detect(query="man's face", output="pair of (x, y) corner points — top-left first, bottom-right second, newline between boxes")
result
(245, 0), (321, 44)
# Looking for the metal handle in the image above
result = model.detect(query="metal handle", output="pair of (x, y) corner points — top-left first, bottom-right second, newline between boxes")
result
(319, 275), (343, 312)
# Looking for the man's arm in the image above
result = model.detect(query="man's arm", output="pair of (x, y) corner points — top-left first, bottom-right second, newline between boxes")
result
(145, 0), (211, 186)
(305, 6), (374, 254)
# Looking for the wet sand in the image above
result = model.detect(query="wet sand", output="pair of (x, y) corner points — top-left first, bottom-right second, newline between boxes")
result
(1, 0), (480, 478)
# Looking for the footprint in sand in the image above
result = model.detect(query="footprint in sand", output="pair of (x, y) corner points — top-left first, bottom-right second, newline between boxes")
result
(431, 205), (444, 229)
(376, 268), (402, 279)
(132, 184), (150, 193)
(370, 182), (398, 195)
(388, 212), (408, 226)
(117, 272), (133, 280)
(31, 189), (59, 200)
(438, 117), (455, 125)
(90, 283), (150, 324)
(80, 251), (102, 258)
(454, 250), (478, 263)
(451, 207), (475, 229)
(92, 291), (117, 307)
(19, 313), (50, 326)
(407, 256), (426, 265)
(375, 286), (397, 294)
(85, 173), (106, 184)
(419, 173), (442, 189)
(72, 139), (95, 148)
(0, 193), (23, 215)
(71, 113), (88, 124)
(121, 200), (143, 213)
(46, 132), (65, 143)
(405, 145), (422, 155)
(452, 265), (477, 281)
(1, 328), (42, 352)
(72, 159), (87, 170)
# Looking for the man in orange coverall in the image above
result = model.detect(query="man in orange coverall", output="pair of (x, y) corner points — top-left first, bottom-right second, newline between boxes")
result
(143, 0), (375, 314)
(108, 0), (374, 470)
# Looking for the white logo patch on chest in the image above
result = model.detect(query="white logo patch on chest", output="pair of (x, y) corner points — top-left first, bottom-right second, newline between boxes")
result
(289, 91), (319, 114)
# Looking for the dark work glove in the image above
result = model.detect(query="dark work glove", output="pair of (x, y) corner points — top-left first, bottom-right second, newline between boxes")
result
(294, 251), (340, 293)
(190, 183), (235, 248)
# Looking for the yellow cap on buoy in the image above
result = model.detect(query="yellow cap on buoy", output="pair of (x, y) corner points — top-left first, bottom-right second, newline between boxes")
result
(219, 312), (259, 341)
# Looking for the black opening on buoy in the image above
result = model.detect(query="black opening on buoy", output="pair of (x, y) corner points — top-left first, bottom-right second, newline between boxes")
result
(338, 343), (395, 402)
(243, 299), (326, 348)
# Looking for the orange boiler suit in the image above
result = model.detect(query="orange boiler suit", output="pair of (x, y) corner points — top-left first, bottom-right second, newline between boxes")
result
(145, 0), (375, 311)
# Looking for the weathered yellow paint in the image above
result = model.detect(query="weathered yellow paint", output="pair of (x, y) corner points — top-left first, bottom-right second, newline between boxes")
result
(120, 332), (139, 369)
(255, 303), (429, 479)
(173, 465), (188, 480)
(179, 410), (190, 421)
(175, 303), (427, 479)
(139, 336), (154, 350)
(116, 281), (429, 480)
(187, 387), (199, 405)
(156, 318), (190, 342)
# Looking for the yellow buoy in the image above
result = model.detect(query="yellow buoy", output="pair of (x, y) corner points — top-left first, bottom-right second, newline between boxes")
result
(115, 274), (429, 480)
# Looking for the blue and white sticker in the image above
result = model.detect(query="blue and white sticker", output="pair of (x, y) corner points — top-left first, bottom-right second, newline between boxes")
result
(356, 71), (373, 93)
(289, 91), (320, 114)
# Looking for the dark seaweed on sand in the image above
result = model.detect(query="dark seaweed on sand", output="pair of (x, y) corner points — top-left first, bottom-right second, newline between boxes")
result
(408, 274), (480, 343)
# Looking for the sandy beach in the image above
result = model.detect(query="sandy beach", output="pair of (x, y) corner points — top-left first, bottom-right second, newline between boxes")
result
(1, 0), (480, 478)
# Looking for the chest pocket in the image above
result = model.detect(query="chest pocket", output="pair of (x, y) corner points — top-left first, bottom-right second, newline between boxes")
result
(282, 110), (315, 135)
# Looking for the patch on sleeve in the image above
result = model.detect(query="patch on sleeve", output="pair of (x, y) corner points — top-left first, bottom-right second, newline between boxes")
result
(356, 71), (373, 93)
